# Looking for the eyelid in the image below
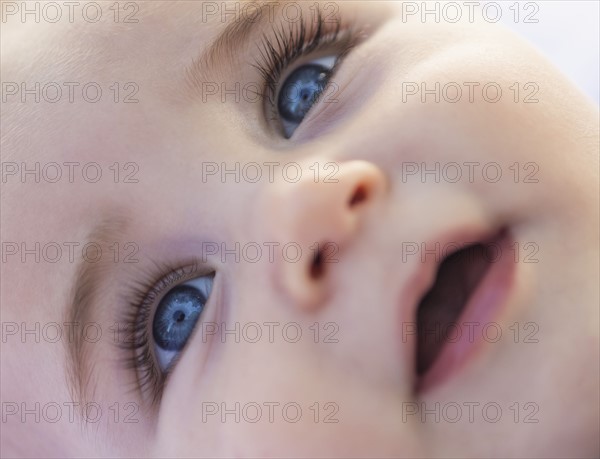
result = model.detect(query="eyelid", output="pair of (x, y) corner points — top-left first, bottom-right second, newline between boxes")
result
(115, 260), (214, 405)
(253, 10), (358, 107)
(262, 39), (359, 139)
(291, 35), (386, 142)
(276, 54), (340, 138)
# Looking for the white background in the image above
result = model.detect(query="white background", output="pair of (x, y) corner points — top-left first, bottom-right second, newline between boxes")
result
(496, 0), (599, 104)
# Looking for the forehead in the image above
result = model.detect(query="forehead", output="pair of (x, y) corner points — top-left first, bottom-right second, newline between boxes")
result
(2, 3), (213, 74)
(0, 3), (220, 158)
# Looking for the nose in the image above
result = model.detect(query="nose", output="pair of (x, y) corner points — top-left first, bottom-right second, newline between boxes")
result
(256, 159), (388, 309)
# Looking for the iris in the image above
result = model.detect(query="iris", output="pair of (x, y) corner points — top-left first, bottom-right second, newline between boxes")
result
(278, 64), (331, 124)
(152, 285), (206, 351)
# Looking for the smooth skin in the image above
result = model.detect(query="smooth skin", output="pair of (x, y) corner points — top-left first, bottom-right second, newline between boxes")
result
(1, 1), (598, 457)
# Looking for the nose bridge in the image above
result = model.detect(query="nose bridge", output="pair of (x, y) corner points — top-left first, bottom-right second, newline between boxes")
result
(255, 157), (387, 309)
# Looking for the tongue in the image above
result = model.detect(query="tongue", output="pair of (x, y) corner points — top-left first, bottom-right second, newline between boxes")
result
(416, 244), (492, 375)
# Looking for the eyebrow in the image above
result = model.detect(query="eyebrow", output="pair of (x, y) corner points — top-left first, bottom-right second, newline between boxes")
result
(64, 217), (129, 412)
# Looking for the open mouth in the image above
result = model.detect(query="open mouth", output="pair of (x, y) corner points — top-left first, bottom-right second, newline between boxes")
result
(414, 229), (515, 392)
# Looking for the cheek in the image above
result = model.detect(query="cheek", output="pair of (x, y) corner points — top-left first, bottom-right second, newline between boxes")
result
(154, 348), (261, 456)
(153, 324), (425, 457)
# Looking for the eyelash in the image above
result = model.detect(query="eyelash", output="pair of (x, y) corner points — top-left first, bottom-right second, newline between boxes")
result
(253, 7), (359, 123)
(117, 260), (204, 405)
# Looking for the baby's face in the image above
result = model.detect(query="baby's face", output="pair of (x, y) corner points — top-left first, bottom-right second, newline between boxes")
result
(1, 1), (598, 457)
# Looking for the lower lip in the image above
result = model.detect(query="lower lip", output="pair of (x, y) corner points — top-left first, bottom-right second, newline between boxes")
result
(416, 231), (517, 393)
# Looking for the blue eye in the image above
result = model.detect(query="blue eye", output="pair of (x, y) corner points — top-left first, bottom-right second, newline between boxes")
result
(277, 56), (336, 138)
(152, 275), (213, 370)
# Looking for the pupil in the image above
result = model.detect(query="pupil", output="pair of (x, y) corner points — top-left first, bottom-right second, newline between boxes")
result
(174, 311), (186, 322)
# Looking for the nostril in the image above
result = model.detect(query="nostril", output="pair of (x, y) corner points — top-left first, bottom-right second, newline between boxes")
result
(349, 184), (368, 207)
(310, 248), (325, 280)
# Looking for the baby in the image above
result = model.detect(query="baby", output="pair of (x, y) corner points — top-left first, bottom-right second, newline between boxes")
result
(1, 1), (598, 457)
